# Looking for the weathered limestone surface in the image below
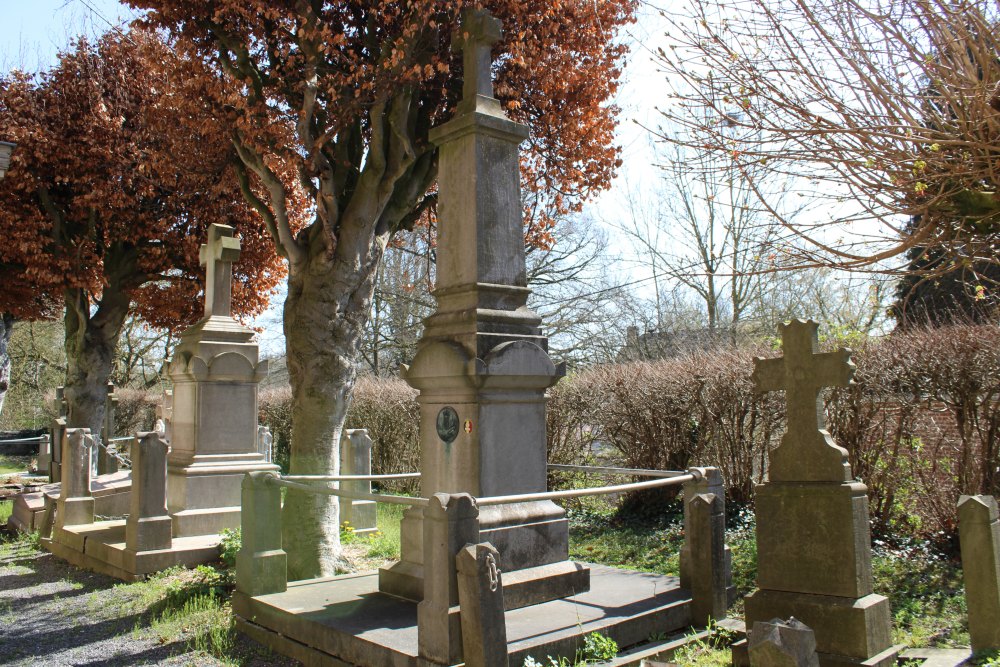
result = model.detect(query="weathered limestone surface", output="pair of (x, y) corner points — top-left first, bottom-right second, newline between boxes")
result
(236, 471), (287, 598)
(166, 223), (278, 537)
(125, 432), (172, 554)
(417, 493), (479, 666)
(744, 320), (897, 667)
(97, 383), (119, 475)
(680, 468), (731, 625)
(56, 428), (95, 528)
(749, 618), (820, 667)
(958, 495), (1000, 653)
(340, 429), (377, 535)
(379, 7), (584, 607)
(36, 434), (50, 476)
(456, 542), (509, 667)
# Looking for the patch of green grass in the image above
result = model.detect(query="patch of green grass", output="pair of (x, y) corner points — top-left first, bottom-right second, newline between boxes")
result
(341, 503), (405, 564)
(872, 537), (968, 648)
(665, 623), (737, 667)
(567, 501), (759, 611)
(0, 499), (12, 525)
(0, 454), (31, 477)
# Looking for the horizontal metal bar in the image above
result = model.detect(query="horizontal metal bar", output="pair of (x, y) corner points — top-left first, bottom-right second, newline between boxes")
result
(282, 472), (421, 482)
(267, 477), (428, 507)
(0, 436), (46, 444)
(107, 436), (133, 442)
(547, 464), (689, 479)
(476, 473), (696, 507)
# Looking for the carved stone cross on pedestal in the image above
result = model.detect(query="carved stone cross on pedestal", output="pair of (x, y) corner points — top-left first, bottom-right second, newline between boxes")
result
(199, 223), (241, 318)
(753, 319), (855, 482)
(454, 7), (502, 113)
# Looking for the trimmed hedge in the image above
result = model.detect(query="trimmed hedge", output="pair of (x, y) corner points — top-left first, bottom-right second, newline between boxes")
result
(255, 325), (1000, 538)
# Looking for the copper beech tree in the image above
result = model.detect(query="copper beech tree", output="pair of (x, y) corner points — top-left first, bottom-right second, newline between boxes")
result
(0, 30), (298, 435)
(129, 0), (638, 577)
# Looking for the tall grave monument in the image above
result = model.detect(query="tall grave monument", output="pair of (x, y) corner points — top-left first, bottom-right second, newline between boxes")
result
(744, 320), (898, 667)
(166, 223), (277, 537)
(379, 8), (587, 605)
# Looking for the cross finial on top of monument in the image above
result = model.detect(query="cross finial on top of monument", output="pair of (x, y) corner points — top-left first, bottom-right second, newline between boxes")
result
(454, 7), (502, 114)
(199, 223), (241, 318)
(753, 319), (854, 482)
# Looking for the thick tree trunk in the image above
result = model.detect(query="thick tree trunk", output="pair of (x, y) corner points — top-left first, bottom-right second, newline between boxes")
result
(63, 284), (131, 438)
(281, 233), (387, 580)
(0, 313), (14, 420)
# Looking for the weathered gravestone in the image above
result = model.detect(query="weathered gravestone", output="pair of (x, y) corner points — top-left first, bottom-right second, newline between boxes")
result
(339, 428), (377, 535)
(378, 7), (586, 607)
(97, 382), (119, 475)
(54, 429), (95, 534)
(125, 432), (172, 554)
(165, 223), (277, 537)
(49, 388), (67, 481)
(958, 495), (1000, 653)
(743, 319), (898, 667)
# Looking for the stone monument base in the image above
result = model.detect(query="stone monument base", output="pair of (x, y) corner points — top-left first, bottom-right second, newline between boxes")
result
(42, 520), (222, 582)
(237, 563), (690, 667)
(168, 458), (279, 537)
(744, 589), (899, 667)
(6, 471), (131, 533)
(379, 501), (590, 607)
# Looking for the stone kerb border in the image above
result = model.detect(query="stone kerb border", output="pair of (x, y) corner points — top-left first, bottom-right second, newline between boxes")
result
(235, 463), (732, 663)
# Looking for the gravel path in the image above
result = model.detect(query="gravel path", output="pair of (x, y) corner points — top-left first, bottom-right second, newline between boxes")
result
(0, 536), (299, 666)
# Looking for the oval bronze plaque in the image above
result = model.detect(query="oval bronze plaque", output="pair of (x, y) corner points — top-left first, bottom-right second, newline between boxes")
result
(436, 407), (460, 444)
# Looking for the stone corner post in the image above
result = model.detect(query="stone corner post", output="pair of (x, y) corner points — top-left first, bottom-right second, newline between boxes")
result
(125, 432), (173, 553)
(57, 428), (95, 527)
(958, 494), (1000, 653)
(418, 492), (480, 666)
(456, 541), (509, 667)
(680, 466), (731, 625)
(236, 471), (287, 597)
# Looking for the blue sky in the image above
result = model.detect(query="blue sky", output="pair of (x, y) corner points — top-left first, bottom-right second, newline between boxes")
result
(2, 1), (140, 73)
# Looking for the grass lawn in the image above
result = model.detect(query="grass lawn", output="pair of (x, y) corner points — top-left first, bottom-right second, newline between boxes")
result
(0, 454), (32, 478)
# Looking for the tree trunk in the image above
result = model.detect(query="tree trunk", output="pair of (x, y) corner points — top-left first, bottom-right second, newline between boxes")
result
(282, 232), (387, 580)
(63, 283), (131, 438)
(0, 313), (14, 420)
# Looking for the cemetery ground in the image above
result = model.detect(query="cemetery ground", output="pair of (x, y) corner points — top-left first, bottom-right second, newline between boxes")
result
(0, 490), (988, 667)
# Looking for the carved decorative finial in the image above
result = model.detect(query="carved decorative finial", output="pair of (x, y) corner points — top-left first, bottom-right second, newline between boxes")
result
(199, 223), (241, 318)
(455, 7), (502, 111)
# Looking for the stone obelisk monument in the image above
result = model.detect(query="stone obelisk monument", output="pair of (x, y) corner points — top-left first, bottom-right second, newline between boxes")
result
(379, 8), (588, 606)
(744, 320), (898, 667)
(166, 224), (277, 537)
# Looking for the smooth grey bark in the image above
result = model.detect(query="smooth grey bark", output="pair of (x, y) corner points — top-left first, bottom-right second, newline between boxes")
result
(62, 247), (135, 437)
(0, 313), (14, 420)
(280, 210), (396, 579)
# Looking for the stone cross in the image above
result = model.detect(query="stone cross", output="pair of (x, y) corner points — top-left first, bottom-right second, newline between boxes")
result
(199, 223), (241, 318)
(753, 319), (854, 482)
(455, 7), (502, 112)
